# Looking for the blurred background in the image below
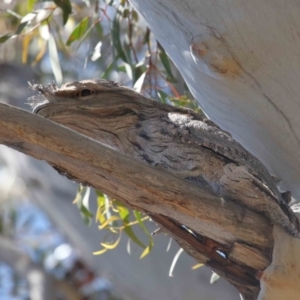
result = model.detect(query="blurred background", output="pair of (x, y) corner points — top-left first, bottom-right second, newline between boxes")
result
(0, 1), (239, 299)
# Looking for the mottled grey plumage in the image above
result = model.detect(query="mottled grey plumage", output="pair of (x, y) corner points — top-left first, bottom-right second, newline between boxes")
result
(29, 79), (300, 238)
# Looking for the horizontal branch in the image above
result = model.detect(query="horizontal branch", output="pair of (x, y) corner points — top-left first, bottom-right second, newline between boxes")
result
(0, 103), (273, 299)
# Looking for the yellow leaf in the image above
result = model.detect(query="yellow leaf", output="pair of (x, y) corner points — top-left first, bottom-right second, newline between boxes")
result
(98, 216), (120, 230)
(100, 233), (121, 250)
(108, 227), (120, 234)
(124, 216), (149, 228)
(191, 263), (203, 270)
(93, 248), (108, 255)
(73, 185), (84, 204)
(96, 205), (106, 223)
(140, 245), (151, 259)
(140, 239), (154, 259)
(32, 39), (46, 66)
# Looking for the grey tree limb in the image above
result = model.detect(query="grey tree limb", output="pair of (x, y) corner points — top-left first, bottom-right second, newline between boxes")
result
(0, 96), (274, 299)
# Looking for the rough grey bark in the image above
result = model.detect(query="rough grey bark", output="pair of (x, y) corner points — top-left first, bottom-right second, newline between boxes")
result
(1, 79), (299, 299)
(0, 100), (268, 299)
(128, 0), (300, 203)
(29, 79), (299, 239)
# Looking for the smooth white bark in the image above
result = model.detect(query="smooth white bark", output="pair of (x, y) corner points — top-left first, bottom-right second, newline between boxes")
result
(259, 221), (300, 300)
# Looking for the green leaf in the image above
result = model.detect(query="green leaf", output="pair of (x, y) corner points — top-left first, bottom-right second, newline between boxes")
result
(73, 184), (85, 204)
(111, 14), (128, 63)
(117, 206), (146, 249)
(74, 186), (93, 226)
(101, 61), (115, 79)
(140, 240), (154, 259)
(94, 22), (103, 37)
(143, 28), (150, 45)
(15, 22), (28, 35)
(54, 0), (72, 25)
(15, 12), (36, 35)
(96, 192), (107, 224)
(75, 22), (95, 50)
(159, 46), (177, 83)
(157, 90), (169, 104)
(27, 0), (36, 11)
(80, 205), (93, 226)
(0, 34), (12, 44)
(122, 8), (129, 18)
(120, 64), (131, 78)
(131, 10), (139, 22)
(95, 190), (103, 197)
(133, 211), (151, 237)
(122, 41), (132, 65)
(123, 223), (146, 249)
(169, 95), (202, 112)
(113, 199), (126, 209)
(106, 0), (114, 5)
(133, 210), (154, 258)
(97, 192), (105, 207)
(117, 205), (129, 220)
(133, 63), (147, 84)
(66, 17), (89, 46)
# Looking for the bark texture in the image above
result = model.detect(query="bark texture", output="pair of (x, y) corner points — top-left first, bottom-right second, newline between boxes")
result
(9, 78), (294, 299)
(129, 0), (300, 202)
(1, 79), (299, 299)
(124, 2), (300, 299)
(29, 79), (299, 239)
(0, 101), (269, 299)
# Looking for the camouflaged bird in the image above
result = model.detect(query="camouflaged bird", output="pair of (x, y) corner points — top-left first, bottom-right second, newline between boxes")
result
(28, 79), (300, 238)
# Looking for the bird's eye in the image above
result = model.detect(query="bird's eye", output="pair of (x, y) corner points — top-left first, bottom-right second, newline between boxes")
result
(76, 89), (94, 97)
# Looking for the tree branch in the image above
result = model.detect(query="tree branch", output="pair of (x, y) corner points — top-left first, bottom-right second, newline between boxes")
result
(0, 102), (274, 298)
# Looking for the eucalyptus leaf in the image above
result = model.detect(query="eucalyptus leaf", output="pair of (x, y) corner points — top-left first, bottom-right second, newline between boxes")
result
(118, 206), (146, 248)
(111, 14), (128, 63)
(159, 46), (177, 83)
(54, 0), (72, 25)
(66, 17), (89, 46)
(0, 34), (12, 44)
